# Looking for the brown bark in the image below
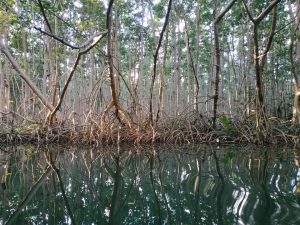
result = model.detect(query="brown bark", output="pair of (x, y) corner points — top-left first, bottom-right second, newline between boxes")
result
(106, 0), (132, 128)
(107, 0), (119, 117)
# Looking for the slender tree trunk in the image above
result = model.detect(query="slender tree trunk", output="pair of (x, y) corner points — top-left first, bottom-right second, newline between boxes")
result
(172, 22), (179, 117)
(252, 23), (265, 127)
(105, 0), (132, 128)
(107, 2), (120, 120)
(22, 28), (31, 117)
(212, 0), (237, 127)
(288, 0), (300, 124)
(182, 19), (200, 115)
(156, 28), (169, 122)
(212, 4), (221, 128)
(242, 0), (280, 131)
(175, 28), (181, 116)
(195, 0), (201, 113)
(149, 0), (173, 126)
(52, 3), (60, 108)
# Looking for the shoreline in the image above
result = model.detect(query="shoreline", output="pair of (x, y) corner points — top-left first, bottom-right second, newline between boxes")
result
(1, 118), (299, 146)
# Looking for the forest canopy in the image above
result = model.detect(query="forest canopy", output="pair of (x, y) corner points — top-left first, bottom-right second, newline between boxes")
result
(0, 0), (300, 145)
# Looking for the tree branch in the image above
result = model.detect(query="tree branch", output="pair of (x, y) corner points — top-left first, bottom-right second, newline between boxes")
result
(243, 0), (280, 24)
(255, 0), (281, 23)
(34, 27), (107, 50)
(214, 0), (237, 24)
(80, 31), (108, 52)
(106, 0), (115, 30)
(260, 6), (277, 71)
(37, 0), (53, 33)
(34, 26), (80, 49)
(241, 0), (255, 22)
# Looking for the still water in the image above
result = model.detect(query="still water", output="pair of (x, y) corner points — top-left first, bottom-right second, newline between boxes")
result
(0, 145), (300, 225)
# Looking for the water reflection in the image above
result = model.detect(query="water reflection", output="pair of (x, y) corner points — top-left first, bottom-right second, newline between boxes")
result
(0, 145), (300, 225)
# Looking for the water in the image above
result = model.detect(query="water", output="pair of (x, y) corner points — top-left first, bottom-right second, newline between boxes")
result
(1, 145), (300, 225)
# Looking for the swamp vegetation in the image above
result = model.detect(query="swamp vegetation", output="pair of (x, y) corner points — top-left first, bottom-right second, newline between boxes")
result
(0, 0), (300, 145)
(2, 1), (300, 224)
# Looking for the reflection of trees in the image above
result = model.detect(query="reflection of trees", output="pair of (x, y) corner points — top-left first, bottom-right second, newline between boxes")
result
(5, 166), (52, 224)
(214, 151), (224, 225)
(105, 155), (124, 225)
(45, 150), (77, 225)
(2, 146), (300, 224)
(193, 157), (202, 225)
(259, 150), (275, 225)
(158, 155), (173, 223)
(149, 155), (162, 224)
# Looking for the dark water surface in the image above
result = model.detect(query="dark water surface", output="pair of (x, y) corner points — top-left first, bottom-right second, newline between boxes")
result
(1, 145), (300, 225)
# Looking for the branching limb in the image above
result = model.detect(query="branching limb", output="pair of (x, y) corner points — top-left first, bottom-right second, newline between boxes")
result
(34, 26), (80, 49)
(214, 0), (237, 24)
(47, 32), (107, 125)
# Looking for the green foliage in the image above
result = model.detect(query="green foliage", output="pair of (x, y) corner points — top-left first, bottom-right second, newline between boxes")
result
(0, 9), (18, 32)
(153, 2), (166, 19)
(220, 115), (230, 128)
(219, 115), (239, 136)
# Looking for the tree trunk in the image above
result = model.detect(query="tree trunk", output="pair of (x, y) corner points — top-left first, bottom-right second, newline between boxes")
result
(156, 28), (169, 122)
(212, 0), (237, 128)
(288, 0), (300, 124)
(105, 0), (132, 128)
(242, 0), (279, 131)
(195, 0), (201, 113)
(252, 23), (265, 128)
(212, 4), (221, 128)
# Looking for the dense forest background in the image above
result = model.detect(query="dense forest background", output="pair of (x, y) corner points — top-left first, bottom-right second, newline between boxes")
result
(0, 0), (299, 144)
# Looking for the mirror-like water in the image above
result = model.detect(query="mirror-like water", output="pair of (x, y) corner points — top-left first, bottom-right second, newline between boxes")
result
(1, 145), (300, 225)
